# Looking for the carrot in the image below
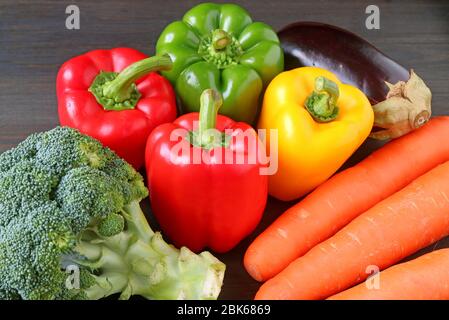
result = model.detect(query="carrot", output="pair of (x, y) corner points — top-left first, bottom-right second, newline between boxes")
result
(245, 117), (449, 282)
(255, 161), (449, 300)
(328, 249), (449, 300)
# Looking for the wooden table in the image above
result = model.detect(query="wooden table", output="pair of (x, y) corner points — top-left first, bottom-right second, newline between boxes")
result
(1, 0), (448, 300)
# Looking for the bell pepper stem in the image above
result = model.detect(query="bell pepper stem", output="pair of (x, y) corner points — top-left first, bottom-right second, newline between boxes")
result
(198, 29), (242, 69)
(315, 76), (339, 102)
(212, 29), (231, 50)
(198, 89), (223, 146)
(89, 54), (173, 111)
(188, 89), (228, 149)
(103, 54), (172, 103)
(199, 89), (222, 132)
(305, 76), (340, 122)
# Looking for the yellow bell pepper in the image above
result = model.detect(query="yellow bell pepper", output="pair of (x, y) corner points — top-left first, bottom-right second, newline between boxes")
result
(258, 67), (374, 201)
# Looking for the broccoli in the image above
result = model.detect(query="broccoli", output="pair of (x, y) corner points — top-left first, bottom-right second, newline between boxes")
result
(0, 127), (225, 300)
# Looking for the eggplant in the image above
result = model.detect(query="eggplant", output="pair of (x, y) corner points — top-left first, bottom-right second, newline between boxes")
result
(278, 22), (431, 140)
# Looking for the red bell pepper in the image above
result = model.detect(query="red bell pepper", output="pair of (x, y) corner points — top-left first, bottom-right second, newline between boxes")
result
(57, 47), (177, 169)
(145, 89), (268, 253)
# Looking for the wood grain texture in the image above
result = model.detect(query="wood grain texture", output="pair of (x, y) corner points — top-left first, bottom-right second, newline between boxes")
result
(0, 0), (448, 300)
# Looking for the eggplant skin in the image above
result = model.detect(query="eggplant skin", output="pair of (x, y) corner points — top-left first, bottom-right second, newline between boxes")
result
(278, 22), (410, 104)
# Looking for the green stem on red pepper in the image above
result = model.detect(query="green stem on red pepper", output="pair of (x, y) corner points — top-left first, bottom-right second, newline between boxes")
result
(189, 89), (229, 149)
(89, 55), (173, 111)
(305, 76), (340, 122)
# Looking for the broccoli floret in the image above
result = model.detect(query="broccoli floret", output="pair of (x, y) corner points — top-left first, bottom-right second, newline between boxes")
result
(0, 289), (21, 300)
(97, 213), (125, 237)
(55, 166), (127, 233)
(0, 127), (225, 300)
(0, 202), (72, 299)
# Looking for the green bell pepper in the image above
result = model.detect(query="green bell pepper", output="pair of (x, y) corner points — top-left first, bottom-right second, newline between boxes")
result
(155, 2), (284, 124)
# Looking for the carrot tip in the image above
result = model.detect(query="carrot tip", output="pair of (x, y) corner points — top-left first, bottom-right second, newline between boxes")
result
(244, 252), (265, 282)
(245, 263), (263, 282)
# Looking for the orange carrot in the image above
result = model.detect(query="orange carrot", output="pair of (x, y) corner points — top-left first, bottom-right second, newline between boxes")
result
(255, 161), (449, 300)
(245, 117), (449, 282)
(328, 249), (449, 300)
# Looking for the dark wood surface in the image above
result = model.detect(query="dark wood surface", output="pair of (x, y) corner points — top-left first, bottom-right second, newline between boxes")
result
(1, 0), (449, 300)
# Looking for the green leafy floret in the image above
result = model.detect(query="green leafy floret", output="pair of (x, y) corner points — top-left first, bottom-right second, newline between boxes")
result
(0, 127), (225, 300)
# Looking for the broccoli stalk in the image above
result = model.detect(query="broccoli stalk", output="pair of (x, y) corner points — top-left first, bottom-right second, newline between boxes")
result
(72, 202), (225, 300)
(0, 127), (225, 300)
